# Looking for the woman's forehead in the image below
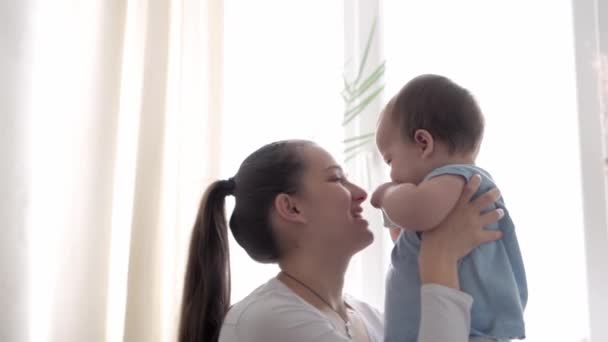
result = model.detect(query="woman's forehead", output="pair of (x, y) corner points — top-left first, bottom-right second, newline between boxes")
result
(301, 144), (340, 172)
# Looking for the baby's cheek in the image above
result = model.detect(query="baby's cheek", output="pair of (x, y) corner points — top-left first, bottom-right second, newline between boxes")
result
(390, 168), (404, 183)
(389, 168), (398, 182)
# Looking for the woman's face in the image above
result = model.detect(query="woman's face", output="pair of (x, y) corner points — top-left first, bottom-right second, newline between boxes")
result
(293, 144), (373, 255)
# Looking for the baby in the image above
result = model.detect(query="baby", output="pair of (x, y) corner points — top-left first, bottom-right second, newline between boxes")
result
(371, 74), (527, 342)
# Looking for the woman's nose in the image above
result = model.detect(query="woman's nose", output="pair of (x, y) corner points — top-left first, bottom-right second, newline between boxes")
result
(350, 183), (367, 202)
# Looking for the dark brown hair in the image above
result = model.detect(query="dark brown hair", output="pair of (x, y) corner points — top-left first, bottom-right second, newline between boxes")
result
(178, 140), (310, 342)
(390, 74), (484, 153)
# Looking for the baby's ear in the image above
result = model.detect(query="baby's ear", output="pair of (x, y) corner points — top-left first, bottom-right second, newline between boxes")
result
(414, 129), (434, 157)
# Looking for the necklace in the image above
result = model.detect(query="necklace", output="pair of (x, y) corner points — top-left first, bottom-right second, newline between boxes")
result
(280, 271), (353, 339)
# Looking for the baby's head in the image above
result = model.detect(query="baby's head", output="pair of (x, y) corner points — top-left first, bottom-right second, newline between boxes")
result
(376, 74), (484, 184)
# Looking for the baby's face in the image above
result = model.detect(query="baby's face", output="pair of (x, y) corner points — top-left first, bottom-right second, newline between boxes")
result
(376, 110), (428, 184)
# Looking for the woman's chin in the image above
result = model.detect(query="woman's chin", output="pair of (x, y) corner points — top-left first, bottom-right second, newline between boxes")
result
(339, 219), (374, 253)
(356, 227), (375, 250)
(354, 216), (369, 226)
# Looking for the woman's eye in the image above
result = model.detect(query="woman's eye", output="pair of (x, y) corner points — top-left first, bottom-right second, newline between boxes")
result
(333, 176), (348, 183)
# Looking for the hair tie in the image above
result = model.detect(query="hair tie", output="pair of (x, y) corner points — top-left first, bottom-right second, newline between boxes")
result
(223, 177), (236, 195)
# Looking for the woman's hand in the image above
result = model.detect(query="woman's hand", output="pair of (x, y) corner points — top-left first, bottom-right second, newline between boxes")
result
(418, 174), (504, 289)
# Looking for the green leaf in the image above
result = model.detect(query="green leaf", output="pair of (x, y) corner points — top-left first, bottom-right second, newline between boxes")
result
(343, 137), (373, 154)
(343, 132), (375, 144)
(340, 92), (349, 102)
(342, 85), (384, 125)
(341, 16), (384, 163)
(353, 17), (378, 87)
(346, 61), (385, 104)
(344, 84), (385, 117)
(342, 76), (354, 96)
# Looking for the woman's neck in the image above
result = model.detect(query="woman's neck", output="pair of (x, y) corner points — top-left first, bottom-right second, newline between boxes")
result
(278, 254), (349, 313)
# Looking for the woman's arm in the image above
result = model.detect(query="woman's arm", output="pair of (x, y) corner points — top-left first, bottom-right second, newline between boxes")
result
(418, 284), (473, 342)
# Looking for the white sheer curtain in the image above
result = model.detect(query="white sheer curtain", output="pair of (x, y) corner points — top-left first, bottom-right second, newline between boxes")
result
(1, 2), (32, 341)
(2, 1), (376, 340)
(341, 0), (391, 311)
(2, 0), (222, 341)
(221, 0), (347, 304)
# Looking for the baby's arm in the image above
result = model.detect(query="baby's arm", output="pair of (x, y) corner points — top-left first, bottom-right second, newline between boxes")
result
(382, 175), (465, 231)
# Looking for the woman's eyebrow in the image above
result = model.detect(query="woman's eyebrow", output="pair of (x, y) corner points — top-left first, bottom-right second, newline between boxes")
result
(324, 165), (343, 172)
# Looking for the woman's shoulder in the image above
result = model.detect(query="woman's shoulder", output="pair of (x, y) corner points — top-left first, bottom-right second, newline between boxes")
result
(224, 278), (308, 323)
(222, 278), (331, 327)
(225, 279), (382, 324)
(220, 278), (337, 341)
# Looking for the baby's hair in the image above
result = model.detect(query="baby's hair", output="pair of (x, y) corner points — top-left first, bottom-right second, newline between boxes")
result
(389, 74), (484, 154)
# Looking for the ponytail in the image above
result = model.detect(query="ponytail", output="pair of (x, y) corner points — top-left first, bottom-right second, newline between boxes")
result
(178, 140), (310, 341)
(178, 179), (234, 342)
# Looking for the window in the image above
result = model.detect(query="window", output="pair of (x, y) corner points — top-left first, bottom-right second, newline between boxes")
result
(221, 2), (608, 341)
(383, 1), (591, 341)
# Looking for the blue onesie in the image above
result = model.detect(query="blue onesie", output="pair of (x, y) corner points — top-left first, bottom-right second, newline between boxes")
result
(383, 164), (527, 342)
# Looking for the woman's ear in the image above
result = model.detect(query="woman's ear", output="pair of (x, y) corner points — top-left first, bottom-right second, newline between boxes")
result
(414, 129), (434, 158)
(273, 193), (307, 224)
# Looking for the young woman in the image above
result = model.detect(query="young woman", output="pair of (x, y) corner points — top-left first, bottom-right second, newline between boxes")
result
(179, 140), (503, 342)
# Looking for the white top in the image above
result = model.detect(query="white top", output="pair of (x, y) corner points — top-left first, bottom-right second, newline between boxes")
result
(219, 278), (475, 342)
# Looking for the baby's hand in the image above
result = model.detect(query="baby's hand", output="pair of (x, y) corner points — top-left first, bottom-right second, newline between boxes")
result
(371, 182), (395, 208)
